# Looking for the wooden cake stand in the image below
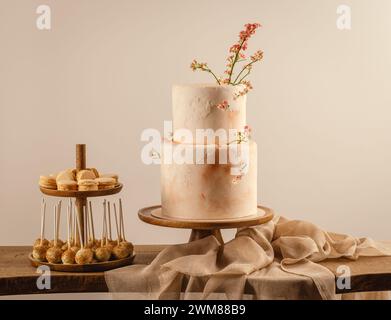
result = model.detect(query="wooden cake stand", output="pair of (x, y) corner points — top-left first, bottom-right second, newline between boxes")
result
(31, 144), (131, 272)
(138, 205), (274, 244)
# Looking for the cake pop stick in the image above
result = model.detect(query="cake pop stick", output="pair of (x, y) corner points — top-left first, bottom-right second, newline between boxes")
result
(119, 198), (125, 241)
(54, 204), (58, 247)
(75, 207), (93, 264)
(67, 199), (72, 245)
(104, 207), (114, 252)
(118, 199), (133, 255)
(84, 206), (88, 247)
(85, 204), (90, 244)
(40, 199), (46, 246)
(113, 205), (120, 245)
(70, 200), (80, 254)
(76, 208), (84, 249)
(61, 206), (75, 264)
(46, 204), (62, 263)
(73, 201), (78, 246)
(94, 209), (111, 262)
(112, 204), (130, 259)
(57, 200), (62, 244)
(67, 203), (71, 249)
(107, 201), (112, 241)
(32, 199), (48, 261)
(101, 209), (106, 247)
(89, 201), (95, 242)
(103, 200), (107, 243)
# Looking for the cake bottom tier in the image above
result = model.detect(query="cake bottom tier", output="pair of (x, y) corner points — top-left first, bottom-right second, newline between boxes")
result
(161, 140), (257, 220)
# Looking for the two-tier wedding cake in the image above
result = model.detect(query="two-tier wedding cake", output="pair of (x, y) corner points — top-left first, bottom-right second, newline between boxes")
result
(160, 84), (257, 220)
(158, 23), (263, 221)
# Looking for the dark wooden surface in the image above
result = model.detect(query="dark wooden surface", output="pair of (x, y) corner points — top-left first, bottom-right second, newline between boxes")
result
(1, 246), (391, 296)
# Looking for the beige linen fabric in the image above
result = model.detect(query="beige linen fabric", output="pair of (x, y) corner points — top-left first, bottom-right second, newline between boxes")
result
(105, 216), (391, 300)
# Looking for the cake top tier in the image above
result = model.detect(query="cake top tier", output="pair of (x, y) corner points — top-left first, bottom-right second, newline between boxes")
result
(172, 84), (247, 144)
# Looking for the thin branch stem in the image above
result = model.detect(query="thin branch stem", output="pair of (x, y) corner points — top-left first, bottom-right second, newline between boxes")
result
(228, 39), (246, 84)
(236, 69), (250, 84)
(232, 60), (256, 84)
(205, 68), (221, 85)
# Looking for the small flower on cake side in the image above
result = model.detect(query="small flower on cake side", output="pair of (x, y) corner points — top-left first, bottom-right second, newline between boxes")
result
(232, 161), (248, 184)
(230, 125), (252, 144)
(216, 100), (230, 111)
(190, 23), (263, 99)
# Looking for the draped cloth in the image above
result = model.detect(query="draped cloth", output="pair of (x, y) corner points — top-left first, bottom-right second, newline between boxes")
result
(105, 216), (391, 300)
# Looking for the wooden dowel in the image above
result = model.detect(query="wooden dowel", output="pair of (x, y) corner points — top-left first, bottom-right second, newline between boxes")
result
(75, 144), (86, 242)
(76, 144), (86, 171)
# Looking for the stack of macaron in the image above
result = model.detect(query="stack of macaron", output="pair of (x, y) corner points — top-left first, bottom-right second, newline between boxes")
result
(39, 168), (118, 192)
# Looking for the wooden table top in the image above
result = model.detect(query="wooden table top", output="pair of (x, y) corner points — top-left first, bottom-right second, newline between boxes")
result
(1, 246), (391, 296)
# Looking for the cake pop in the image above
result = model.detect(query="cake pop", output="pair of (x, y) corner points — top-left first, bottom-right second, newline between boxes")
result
(46, 204), (62, 263)
(32, 245), (47, 262)
(94, 208), (111, 262)
(34, 238), (49, 247)
(61, 249), (76, 264)
(75, 208), (93, 265)
(32, 199), (48, 261)
(49, 239), (64, 248)
(61, 203), (75, 264)
(112, 205), (130, 260)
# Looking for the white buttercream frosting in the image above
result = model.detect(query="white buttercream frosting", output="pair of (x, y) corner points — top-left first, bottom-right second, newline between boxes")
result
(172, 84), (246, 144)
(161, 140), (257, 220)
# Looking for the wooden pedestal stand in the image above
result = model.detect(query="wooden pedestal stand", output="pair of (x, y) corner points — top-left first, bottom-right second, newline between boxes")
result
(138, 205), (274, 245)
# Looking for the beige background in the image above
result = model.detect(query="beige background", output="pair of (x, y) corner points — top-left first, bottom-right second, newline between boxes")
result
(0, 0), (390, 245)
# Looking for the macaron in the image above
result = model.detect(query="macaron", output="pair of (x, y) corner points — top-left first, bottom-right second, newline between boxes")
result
(87, 168), (99, 178)
(39, 175), (57, 189)
(76, 169), (96, 181)
(57, 180), (78, 191)
(78, 179), (99, 191)
(56, 169), (76, 183)
(95, 177), (116, 190)
(99, 173), (119, 183)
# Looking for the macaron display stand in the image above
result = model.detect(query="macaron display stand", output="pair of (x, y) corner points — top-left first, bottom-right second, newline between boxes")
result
(32, 144), (133, 272)
(39, 144), (123, 242)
